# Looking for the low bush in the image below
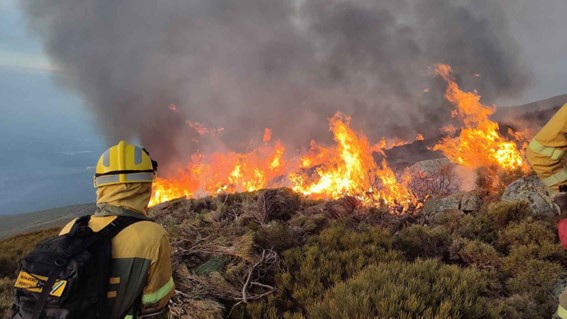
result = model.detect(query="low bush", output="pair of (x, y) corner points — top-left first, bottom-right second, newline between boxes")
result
(235, 222), (402, 318)
(308, 259), (499, 319)
(449, 237), (501, 269)
(394, 225), (452, 260)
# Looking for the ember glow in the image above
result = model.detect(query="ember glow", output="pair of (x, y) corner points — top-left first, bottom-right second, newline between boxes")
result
(433, 64), (528, 171)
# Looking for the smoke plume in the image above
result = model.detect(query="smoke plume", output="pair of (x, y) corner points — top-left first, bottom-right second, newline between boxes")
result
(21, 0), (530, 169)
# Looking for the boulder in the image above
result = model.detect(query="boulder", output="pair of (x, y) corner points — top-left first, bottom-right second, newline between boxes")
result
(422, 192), (482, 216)
(408, 158), (451, 175)
(501, 175), (555, 218)
(461, 192), (482, 212)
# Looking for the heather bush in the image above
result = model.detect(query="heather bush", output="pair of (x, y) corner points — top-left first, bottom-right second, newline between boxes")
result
(449, 237), (501, 269)
(394, 225), (452, 260)
(235, 222), (402, 318)
(307, 259), (499, 319)
(485, 201), (530, 228)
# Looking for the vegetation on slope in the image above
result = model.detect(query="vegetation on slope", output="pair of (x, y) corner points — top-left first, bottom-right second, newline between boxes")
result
(1, 186), (566, 318)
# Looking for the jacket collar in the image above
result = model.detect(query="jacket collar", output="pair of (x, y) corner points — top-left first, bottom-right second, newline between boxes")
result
(95, 203), (152, 221)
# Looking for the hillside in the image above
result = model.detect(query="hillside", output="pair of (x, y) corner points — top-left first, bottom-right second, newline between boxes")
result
(0, 203), (96, 240)
(494, 93), (567, 122)
(1, 95), (567, 317)
(2, 180), (566, 318)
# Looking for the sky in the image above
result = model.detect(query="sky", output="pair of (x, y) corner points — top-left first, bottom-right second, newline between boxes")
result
(0, 0), (103, 214)
(0, 0), (567, 214)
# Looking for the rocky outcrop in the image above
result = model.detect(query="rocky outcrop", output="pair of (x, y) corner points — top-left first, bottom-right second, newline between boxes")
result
(422, 192), (482, 216)
(501, 175), (555, 218)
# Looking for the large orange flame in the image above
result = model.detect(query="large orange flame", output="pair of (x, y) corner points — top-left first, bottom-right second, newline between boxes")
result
(433, 64), (528, 171)
(149, 112), (415, 208)
(289, 113), (415, 207)
(148, 64), (530, 208)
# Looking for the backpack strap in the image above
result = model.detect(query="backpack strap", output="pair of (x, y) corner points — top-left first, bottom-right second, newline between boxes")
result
(31, 215), (142, 319)
(64, 216), (142, 259)
(68, 215), (91, 237)
(31, 268), (59, 319)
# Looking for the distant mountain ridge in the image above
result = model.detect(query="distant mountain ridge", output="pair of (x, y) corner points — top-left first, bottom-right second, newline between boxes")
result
(494, 93), (567, 121)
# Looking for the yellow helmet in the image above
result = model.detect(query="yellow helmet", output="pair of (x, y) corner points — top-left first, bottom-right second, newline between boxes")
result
(94, 140), (158, 188)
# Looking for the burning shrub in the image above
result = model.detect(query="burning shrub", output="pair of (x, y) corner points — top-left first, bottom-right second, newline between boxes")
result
(307, 259), (498, 319)
(406, 161), (459, 200)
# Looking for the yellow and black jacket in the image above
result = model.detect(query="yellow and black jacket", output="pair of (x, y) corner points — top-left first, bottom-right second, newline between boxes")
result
(60, 204), (174, 318)
(527, 103), (567, 191)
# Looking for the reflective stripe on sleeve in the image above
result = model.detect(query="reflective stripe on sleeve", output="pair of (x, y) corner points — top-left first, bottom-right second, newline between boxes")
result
(556, 304), (567, 318)
(529, 139), (566, 161)
(543, 166), (567, 187)
(141, 277), (175, 305)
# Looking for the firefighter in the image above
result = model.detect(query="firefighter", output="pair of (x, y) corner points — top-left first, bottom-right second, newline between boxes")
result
(526, 103), (567, 318)
(59, 140), (174, 318)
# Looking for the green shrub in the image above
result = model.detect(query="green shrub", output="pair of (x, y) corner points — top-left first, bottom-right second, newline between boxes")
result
(281, 223), (401, 305)
(484, 201), (530, 229)
(497, 220), (556, 249)
(235, 222), (402, 318)
(454, 213), (498, 244)
(493, 294), (540, 319)
(394, 225), (452, 260)
(504, 259), (563, 316)
(449, 237), (501, 269)
(307, 259), (499, 319)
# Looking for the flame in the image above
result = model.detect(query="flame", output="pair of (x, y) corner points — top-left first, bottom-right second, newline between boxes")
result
(150, 112), (415, 209)
(186, 121), (225, 136)
(149, 64), (529, 209)
(263, 128), (272, 143)
(289, 113), (414, 207)
(433, 64), (527, 171)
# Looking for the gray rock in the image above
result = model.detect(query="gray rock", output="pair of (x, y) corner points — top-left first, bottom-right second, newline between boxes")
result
(501, 175), (555, 217)
(408, 158), (451, 175)
(422, 191), (482, 216)
(461, 193), (482, 212)
(422, 193), (463, 215)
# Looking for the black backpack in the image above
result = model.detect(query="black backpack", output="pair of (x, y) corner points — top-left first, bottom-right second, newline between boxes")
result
(11, 215), (141, 319)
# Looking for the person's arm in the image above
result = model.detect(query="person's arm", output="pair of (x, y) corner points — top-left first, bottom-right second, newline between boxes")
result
(526, 103), (567, 191)
(139, 233), (175, 317)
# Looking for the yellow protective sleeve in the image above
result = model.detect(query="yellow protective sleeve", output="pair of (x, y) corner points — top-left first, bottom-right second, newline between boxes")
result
(140, 233), (175, 315)
(526, 103), (567, 190)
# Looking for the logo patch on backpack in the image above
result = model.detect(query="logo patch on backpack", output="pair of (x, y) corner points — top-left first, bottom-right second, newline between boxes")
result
(14, 271), (67, 297)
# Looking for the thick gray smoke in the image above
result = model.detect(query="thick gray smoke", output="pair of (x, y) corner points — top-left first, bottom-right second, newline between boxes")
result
(21, 0), (530, 168)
